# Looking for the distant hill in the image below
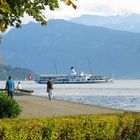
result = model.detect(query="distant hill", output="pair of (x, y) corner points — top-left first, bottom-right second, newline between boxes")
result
(1, 19), (140, 79)
(71, 14), (140, 33)
(0, 64), (39, 80)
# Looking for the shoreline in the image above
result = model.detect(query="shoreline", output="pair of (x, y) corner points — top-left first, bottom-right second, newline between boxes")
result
(15, 94), (125, 118)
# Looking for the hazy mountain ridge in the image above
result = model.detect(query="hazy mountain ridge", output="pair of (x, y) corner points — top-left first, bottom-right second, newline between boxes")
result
(71, 14), (140, 33)
(1, 19), (140, 79)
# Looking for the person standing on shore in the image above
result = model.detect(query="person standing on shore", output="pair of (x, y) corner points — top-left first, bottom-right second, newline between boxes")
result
(16, 81), (22, 93)
(47, 78), (53, 100)
(5, 76), (15, 98)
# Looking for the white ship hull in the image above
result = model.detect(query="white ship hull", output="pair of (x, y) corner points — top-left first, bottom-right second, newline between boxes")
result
(35, 75), (113, 84)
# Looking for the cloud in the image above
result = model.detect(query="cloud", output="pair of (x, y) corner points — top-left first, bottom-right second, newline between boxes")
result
(22, 0), (140, 23)
(46, 0), (140, 20)
(72, 0), (140, 16)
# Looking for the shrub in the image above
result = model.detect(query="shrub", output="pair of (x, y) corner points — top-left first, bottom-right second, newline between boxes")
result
(0, 93), (22, 118)
(0, 113), (139, 139)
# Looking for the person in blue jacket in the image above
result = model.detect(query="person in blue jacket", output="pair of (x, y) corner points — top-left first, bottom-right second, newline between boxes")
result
(5, 76), (15, 98)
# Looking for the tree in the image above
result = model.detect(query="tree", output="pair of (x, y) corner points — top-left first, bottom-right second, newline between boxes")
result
(0, 0), (76, 32)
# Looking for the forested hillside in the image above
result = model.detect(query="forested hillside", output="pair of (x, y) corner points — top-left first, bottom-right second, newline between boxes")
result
(0, 64), (39, 80)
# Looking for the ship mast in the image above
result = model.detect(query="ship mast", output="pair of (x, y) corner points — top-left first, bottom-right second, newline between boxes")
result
(53, 59), (58, 76)
(86, 58), (93, 75)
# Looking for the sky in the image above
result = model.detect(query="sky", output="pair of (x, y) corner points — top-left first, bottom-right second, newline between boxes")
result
(22, 0), (140, 24)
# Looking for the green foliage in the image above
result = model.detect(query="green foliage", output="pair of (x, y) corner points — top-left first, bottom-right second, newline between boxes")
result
(0, 113), (139, 139)
(0, 93), (22, 118)
(0, 0), (76, 32)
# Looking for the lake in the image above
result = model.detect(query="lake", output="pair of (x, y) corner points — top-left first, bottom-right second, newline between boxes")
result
(0, 80), (140, 112)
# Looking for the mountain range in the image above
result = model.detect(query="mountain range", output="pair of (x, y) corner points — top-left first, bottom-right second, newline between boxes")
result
(71, 14), (140, 33)
(1, 19), (140, 79)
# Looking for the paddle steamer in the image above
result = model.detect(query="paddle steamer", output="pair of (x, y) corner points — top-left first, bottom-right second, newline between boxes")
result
(36, 67), (113, 84)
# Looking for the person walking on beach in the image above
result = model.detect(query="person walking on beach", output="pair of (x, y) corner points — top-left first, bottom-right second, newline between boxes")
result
(47, 78), (53, 100)
(5, 76), (15, 98)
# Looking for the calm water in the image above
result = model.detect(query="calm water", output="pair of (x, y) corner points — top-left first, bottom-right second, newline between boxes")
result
(0, 80), (140, 112)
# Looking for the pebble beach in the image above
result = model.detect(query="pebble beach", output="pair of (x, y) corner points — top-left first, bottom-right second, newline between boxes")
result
(15, 94), (124, 118)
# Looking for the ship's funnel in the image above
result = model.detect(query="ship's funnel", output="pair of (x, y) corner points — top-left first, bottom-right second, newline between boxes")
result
(71, 67), (77, 75)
